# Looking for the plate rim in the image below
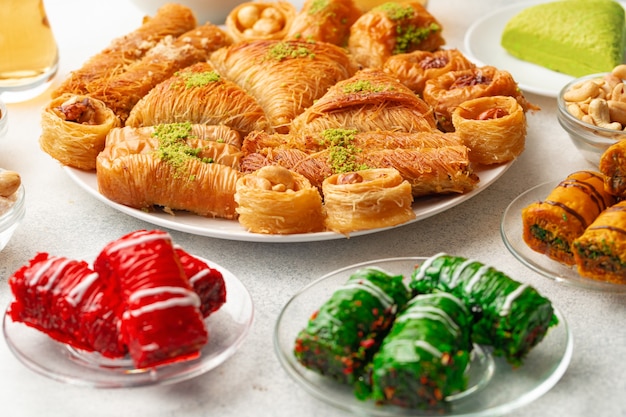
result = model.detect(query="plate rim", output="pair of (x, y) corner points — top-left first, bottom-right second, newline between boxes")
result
(63, 160), (512, 243)
(3, 256), (255, 388)
(501, 180), (626, 293)
(273, 256), (573, 417)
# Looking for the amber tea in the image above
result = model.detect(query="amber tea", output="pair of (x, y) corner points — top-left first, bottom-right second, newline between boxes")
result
(0, 0), (58, 97)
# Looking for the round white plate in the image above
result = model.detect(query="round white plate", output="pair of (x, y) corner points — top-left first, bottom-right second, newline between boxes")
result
(3, 258), (254, 388)
(274, 257), (573, 416)
(464, 1), (626, 98)
(501, 180), (626, 292)
(64, 161), (512, 243)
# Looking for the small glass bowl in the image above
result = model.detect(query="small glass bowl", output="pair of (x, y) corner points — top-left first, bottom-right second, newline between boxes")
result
(556, 73), (626, 167)
(0, 169), (25, 252)
(0, 98), (8, 140)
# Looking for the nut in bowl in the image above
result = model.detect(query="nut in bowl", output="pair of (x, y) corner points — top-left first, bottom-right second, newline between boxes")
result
(128, 0), (249, 24)
(557, 66), (626, 166)
(0, 169), (25, 252)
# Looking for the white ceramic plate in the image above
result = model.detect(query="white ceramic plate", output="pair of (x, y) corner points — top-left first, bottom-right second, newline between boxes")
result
(64, 162), (512, 243)
(501, 180), (626, 292)
(274, 257), (573, 416)
(464, 1), (626, 98)
(3, 258), (254, 388)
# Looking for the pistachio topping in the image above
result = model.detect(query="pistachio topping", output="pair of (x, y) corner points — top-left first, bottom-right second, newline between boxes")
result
(342, 80), (390, 94)
(394, 23), (440, 54)
(376, 2), (414, 20)
(319, 128), (369, 173)
(153, 122), (213, 178)
(174, 70), (221, 89)
(308, 0), (329, 15)
(266, 42), (316, 61)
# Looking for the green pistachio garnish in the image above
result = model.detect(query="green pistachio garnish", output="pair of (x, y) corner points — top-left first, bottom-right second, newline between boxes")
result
(319, 128), (369, 173)
(171, 70), (221, 89)
(342, 80), (390, 94)
(153, 122), (213, 179)
(394, 23), (440, 55)
(376, 2), (414, 20)
(266, 42), (316, 61)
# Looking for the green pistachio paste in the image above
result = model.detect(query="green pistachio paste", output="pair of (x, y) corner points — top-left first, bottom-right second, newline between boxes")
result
(319, 128), (369, 173)
(153, 122), (213, 178)
(342, 80), (390, 94)
(171, 70), (221, 89)
(374, 2), (440, 55)
(266, 42), (315, 61)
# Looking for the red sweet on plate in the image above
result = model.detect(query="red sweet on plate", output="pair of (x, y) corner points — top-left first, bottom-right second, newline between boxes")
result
(175, 247), (227, 317)
(7, 253), (125, 357)
(94, 230), (208, 369)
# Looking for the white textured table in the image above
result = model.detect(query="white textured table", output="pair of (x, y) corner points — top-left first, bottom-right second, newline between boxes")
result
(1, 1), (624, 416)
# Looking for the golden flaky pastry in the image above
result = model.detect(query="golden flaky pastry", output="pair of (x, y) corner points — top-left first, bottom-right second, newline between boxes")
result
(96, 123), (243, 219)
(210, 39), (359, 133)
(289, 68), (436, 137)
(383, 48), (476, 95)
(423, 65), (537, 132)
(52, 3), (197, 98)
(125, 62), (269, 136)
(241, 129), (478, 197)
(235, 165), (324, 234)
(348, 1), (444, 68)
(322, 168), (415, 235)
(452, 96), (526, 165)
(40, 94), (121, 171)
(285, 0), (362, 46)
(89, 23), (231, 123)
(241, 128), (463, 155)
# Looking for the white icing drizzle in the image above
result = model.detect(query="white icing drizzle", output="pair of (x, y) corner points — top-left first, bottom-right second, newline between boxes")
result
(500, 284), (529, 316)
(141, 342), (160, 352)
(464, 264), (491, 294)
(414, 340), (443, 358)
(40, 258), (74, 291)
(65, 272), (100, 307)
(27, 256), (59, 286)
(397, 307), (460, 335)
(128, 286), (197, 302)
(449, 258), (475, 288)
(105, 231), (171, 254)
(188, 269), (210, 285)
(409, 292), (468, 314)
(381, 338), (443, 361)
(412, 252), (447, 281)
(127, 291), (200, 317)
(342, 278), (394, 309)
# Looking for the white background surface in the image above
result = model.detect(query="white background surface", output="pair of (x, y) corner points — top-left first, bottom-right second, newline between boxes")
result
(0, 0), (624, 416)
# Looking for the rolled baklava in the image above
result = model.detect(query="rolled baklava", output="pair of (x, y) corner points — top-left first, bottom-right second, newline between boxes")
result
(521, 171), (615, 266)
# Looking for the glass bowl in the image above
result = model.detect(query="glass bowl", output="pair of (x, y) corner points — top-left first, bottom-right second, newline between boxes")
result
(0, 169), (25, 252)
(0, 98), (7, 139)
(556, 72), (626, 167)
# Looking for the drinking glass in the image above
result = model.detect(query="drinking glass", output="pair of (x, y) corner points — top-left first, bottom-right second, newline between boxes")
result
(0, 0), (59, 102)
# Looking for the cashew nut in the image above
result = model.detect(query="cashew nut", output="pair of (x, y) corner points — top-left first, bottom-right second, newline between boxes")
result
(256, 165), (296, 191)
(612, 64), (626, 80)
(588, 98), (622, 129)
(563, 79), (600, 102)
(608, 100), (626, 125)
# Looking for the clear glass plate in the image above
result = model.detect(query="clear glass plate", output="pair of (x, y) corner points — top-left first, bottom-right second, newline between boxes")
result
(274, 257), (573, 417)
(501, 181), (626, 293)
(3, 258), (254, 388)
(63, 160), (512, 243)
